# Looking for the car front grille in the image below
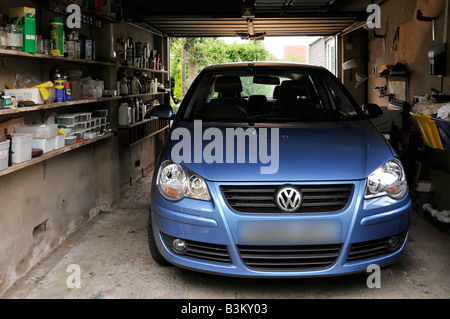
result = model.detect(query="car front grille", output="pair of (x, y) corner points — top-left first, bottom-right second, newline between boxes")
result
(221, 184), (353, 214)
(346, 232), (408, 263)
(237, 244), (342, 271)
(161, 233), (231, 264)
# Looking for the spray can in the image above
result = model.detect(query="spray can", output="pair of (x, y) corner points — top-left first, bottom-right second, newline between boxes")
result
(54, 69), (65, 103)
(64, 82), (71, 102)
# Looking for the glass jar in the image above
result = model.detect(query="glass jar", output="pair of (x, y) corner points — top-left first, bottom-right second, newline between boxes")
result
(5, 24), (23, 51)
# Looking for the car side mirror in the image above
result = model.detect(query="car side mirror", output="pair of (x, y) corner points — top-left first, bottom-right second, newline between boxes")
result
(151, 104), (174, 119)
(363, 103), (383, 118)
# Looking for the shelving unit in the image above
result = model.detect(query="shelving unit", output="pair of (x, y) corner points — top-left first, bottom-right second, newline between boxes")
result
(0, 132), (113, 178)
(118, 117), (170, 148)
(0, 48), (115, 66)
(0, 96), (121, 115)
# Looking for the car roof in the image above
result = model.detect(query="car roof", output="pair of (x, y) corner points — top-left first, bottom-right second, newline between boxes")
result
(202, 62), (328, 73)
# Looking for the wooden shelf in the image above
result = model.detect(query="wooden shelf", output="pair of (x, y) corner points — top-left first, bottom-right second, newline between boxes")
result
(0, 132), (114, 178)
(121, 92), (167, 99)
(0, 49), (114, 66)
(118, 117), (159, 129)
(0, 96), (122, 116)
(119, 65), (169, 74)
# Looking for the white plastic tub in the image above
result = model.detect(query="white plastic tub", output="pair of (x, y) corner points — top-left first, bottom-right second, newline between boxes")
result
(15, 124), (58, 139)
(11, 133), (33, 164)
(33, 137), (55, 153)
(54, 135), (65, 150)
(0, 140), (10, 171)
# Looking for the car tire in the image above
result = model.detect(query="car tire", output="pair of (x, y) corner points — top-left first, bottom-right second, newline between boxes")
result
(148, 209), (171, 266)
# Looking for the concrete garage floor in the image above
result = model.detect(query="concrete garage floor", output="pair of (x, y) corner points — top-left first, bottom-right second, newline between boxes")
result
(2, 172), (450, 299)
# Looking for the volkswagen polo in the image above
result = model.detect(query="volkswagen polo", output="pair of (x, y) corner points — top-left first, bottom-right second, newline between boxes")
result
(148, 62), (411, 277)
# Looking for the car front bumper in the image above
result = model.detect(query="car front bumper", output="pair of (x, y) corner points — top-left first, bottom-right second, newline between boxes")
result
(151, 180), (411, 277)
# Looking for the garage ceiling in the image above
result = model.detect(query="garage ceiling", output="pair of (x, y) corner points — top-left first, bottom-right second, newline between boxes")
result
(124, 0), (378, 38)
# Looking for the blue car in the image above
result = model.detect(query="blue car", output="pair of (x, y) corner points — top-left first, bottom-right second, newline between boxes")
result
(148, 62), (411, 277)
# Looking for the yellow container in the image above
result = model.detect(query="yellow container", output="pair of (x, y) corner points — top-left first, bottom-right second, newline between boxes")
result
(410, 112), (444, 150)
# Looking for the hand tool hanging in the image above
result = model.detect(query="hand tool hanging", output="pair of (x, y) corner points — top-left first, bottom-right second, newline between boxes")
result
(416, 10), (437, 41)
(372, 20), (388, 52)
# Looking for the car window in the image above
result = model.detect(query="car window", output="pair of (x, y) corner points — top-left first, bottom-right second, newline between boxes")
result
(179, 68), (363, 122)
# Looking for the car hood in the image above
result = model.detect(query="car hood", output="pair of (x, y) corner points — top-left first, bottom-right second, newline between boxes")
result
(164, 120), (395, 182)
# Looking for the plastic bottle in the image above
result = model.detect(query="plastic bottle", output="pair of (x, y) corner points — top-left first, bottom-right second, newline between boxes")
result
(53, 69), (65, 102)
(131, 76), (139, 95)
(50, 17), (64, 56)
(119, 102), (132, 126)
(119, 75), (128, 96)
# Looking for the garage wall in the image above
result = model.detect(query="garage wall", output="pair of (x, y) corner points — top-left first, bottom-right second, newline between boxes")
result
(367, 0), (450, 210)
(367, 0), (448, 105)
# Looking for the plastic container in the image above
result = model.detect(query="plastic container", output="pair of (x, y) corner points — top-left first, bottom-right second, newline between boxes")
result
(410, 113), (444, 150)
(15, 124), (58, 139)
(5, 24), (23, 51)
(67, 70), (82, 100)
(57, 124), (75, 136)
(50, 17), (64, 56)
(65, 134), (76, 145)
(11, 133), (33, 164)
(73, 130), (85, 140)
(84, 132), (97, 139)
(54, 134), (65, 149)
(432, 117), (450, 151)
(76, 121), (89, 130)
(32, 137), (55, 154)
(0, 140), (10, 171)
(56, 114), (77, 125)
(76, 112), (91, 122)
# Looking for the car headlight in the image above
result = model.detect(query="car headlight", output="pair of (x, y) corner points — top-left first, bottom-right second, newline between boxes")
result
(156, 160), (211, 201)
(365, 158), (408, 199)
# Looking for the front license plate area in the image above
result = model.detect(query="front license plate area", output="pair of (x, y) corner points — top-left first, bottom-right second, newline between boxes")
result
(238, 220), (341, 245)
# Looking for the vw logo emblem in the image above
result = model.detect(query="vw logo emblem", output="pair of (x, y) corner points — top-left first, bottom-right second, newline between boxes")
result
(275, 187), (302, 212)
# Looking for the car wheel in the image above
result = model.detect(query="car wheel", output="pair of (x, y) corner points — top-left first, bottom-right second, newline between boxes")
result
(148, 209), (171, 266)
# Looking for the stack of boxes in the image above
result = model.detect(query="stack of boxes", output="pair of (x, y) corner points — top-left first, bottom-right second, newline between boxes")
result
(56, 110), (109, 144)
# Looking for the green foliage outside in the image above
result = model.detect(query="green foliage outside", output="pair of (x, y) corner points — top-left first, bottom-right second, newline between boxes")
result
(170, 38), (279, 103)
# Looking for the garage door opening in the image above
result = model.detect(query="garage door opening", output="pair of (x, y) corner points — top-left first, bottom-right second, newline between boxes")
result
(170, 36), (337, 104)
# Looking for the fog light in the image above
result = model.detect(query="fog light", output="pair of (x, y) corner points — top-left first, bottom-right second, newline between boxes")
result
(172, 238), (188, 254)
(386, 236), (399, 251)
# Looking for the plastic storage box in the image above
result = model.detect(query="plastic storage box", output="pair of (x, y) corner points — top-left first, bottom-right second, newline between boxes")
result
(57, 124), (76, 136)
(76, 122), (89, 130)
(76, 112), (92, 122)
(11, 133), (33, 164)
(54, 135), (65, 149)
(4, 88), (44, 105)
(15, 124), (58, 139)
(56, 114), (77, 125)
(0, 140), (10, 171)
(432, 117), (450, 151)
(92, 109), (108, 117)
(32, 137), (55, 154)
(410, 113), (444, 150)
(65, 135), (77, 145)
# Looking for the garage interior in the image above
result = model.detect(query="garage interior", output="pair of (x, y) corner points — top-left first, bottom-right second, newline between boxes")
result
(1, 0), (450, 298)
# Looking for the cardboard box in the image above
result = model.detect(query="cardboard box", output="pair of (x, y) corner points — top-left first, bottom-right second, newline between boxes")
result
(8, 7), (36, 53)
(4, 88), (44, 105)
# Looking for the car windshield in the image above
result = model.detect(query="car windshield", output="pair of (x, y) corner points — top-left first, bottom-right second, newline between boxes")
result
(179, 66), (364, 122)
